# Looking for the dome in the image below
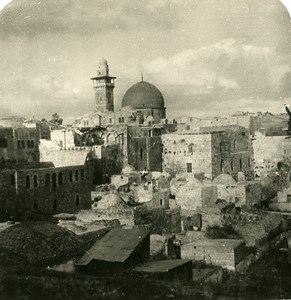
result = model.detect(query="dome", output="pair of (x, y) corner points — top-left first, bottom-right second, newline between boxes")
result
(122, 81), (165, 109)
(213, 174), (237, 186)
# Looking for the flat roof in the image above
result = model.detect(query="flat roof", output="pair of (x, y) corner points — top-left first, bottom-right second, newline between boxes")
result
(182, 239), (244, 248)
(133, 259), (192, 273)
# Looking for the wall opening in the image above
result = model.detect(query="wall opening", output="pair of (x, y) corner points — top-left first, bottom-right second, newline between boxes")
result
(69, 171), (73, 182)
(53, 199), (57, 212)
(25, 176), (30, 189)
(45, 174), (50, 187)
(140, 148), (143, 159)
(186, 163), (192, 173)
(33, 175), (38, 188)
(58, 172), (63, 185)
(75, 194), (80, 207)
(52, 173), (57, 191)
(11, 174), (15, 187)
(75, 170), (79, 181)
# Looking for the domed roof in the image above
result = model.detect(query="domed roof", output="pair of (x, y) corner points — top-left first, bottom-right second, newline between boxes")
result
(122, 81), (165, 109)
(213, 174), (237, 186)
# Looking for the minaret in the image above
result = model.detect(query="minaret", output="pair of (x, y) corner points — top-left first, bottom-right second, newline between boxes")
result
(91, 58), (116, 112)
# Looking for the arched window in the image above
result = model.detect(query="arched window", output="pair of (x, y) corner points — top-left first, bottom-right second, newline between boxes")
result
(33, 175), (38, 188)
(140, 148), (143, 159)
(81, 169), (85, 180)
(58, 172), (63, 185)
(52, 173), (57, 191)
(26, 175), (30, 188)
(11, 174), (15, 187)
(45, 174), (50, 186)
(75, 194), (80, 207)
(69, 171), (73, 182)
(75, 170), (79, 181)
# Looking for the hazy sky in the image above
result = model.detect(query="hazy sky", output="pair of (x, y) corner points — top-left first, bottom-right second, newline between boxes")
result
(0, 0), (291, 122)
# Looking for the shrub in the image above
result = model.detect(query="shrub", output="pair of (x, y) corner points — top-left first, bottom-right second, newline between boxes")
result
(205, 223), (240, 239)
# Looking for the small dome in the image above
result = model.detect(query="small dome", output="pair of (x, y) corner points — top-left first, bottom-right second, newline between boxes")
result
(121, 164), (136, 175)
(122, 81), (164, 109)
(213, 174), (237, 186)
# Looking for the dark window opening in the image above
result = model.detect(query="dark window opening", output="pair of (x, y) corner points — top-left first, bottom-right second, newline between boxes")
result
(33, 203), (38, 211)
(21, 140), (25, 148)
(75, 170), (79, 181)
(186, 163), (192, 173)
(45, 173), (50, 187)
(27, 140), (30, 148)
(160, 199), (163, 206)
(220, 160), (224, 172)
(53, 199), (57, 212)
(11, 174), (15, 186)
(31, 140), (35, 148)
(69, 171), (73, 182)
(75, 194), (80, 207)
(239, 158), (242, 170)
(26, 176), (30, 188)
(140, 148), (143, 159)
(33, 175), (38, 188)
(17, 140), (21, 149)
(231, 160), (234, 171)
(52, 173), (57, 191)
(81, 169), (85, 180)
(58, 172), (63, 185)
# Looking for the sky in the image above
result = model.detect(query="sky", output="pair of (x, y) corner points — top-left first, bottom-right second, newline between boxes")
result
(0, 0), (291, 123)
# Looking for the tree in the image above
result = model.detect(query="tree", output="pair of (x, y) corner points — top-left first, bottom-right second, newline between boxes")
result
(49, 113), (63, 125)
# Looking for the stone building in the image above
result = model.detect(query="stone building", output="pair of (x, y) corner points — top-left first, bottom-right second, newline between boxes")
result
(162, 126), (253, 180)
(0, 163), (93, 220)
(177, 114), (261, 136)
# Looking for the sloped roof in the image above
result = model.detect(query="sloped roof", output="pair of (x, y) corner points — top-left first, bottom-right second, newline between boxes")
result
(75, 228), (149, 266)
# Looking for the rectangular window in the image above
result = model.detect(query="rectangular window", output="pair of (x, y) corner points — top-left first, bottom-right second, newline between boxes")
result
(186, 163), (192, 173)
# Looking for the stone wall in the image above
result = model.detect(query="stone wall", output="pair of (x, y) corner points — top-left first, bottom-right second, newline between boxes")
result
(180, 239), (246, 271)
(39, 139), (91, 167)
(0, 165), (93, 220)
(162, 132), (213, 178)
(162, 127), (253, 180)
(252, 133), (291, 179)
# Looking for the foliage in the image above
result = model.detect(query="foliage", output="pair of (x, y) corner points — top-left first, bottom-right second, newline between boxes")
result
(205, 223), (241, 239)
(49, 113), (63, 125)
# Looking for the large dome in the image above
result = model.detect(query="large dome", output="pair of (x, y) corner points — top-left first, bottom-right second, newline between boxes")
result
(121, 81), (165, 109)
